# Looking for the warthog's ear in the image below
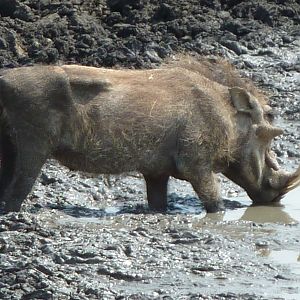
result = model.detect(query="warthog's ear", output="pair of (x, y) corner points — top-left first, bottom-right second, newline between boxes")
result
(229, 87), (252, 113)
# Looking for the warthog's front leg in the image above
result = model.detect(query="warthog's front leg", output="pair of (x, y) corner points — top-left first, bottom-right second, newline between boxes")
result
(143, 174), (169, 212)
(190, 171), (224, 213)
(177, 163), (224, 213)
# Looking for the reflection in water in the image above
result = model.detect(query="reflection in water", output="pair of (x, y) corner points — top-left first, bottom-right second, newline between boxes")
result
(240, 205), (297, 224)
(242, 186), (300, 224)
(205, 201), (298, 224)
(206, 187), (300, 224)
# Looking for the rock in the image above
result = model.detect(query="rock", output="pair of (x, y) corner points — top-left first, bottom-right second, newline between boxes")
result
(191, 265), (220, 273)
(0, 0), (17, 18)
(144, 49), (162, 63)
(219, 39), (248, 55)
(40, 173), (57, 185)
(13, 4), (35, 22)
(107, 0), (142, 12)
(97, 266), (145, 281)
(23, 290), (53, 300)
(0, 37), (8, 49)
(282, 35), (293, 44)
(113, 23), (137, 38)
(40, 244), (54, 255)
(154, 3), (177, 22)
(105, 12), (123, 26)
(255, 240), (269, 248)
(254, 5), (275, 26)
(221, 19), (253, 36)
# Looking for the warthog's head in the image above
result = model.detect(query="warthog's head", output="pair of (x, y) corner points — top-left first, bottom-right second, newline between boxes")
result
(224, 87), (300, 205)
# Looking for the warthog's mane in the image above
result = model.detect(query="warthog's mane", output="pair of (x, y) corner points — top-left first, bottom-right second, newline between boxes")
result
(163, 54), (268, 106)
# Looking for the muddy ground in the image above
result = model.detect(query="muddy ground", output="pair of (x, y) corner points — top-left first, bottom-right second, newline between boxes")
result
(0, 0), (300, 299)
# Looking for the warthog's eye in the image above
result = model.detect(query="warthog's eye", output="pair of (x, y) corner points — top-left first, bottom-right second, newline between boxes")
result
(263, 105), (278, 123)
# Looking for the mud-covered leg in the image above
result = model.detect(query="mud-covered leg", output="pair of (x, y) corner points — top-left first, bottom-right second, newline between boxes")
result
(3, 159), (47, 212)
(4, 159), (47, 212)
(177, 162), (225, 213)
(143, 174), (169, 211)
(2, 136), (48, 212)
(0, 128), (16, 201)
(189, 172), (224, 213)
(4, 171), (45, 212)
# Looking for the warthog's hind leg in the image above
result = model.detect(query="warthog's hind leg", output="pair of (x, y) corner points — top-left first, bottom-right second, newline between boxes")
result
(143, 174), (169, 212)
(1, 133), (48, 212)
(0, 126), (17, 203)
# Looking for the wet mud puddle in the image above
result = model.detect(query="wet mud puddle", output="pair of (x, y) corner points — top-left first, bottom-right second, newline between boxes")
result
(197, 187), (300, 283)
(263, 188), (300, 277)
(225, 187), (300, 279)
(56, 182), (300, 297)
(223, 186), (300, 224)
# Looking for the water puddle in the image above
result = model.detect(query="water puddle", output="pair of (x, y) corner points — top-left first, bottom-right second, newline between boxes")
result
(267, 250), (300, 275)
(54, 181), (300, 298)
(201, 186), (300, 224)
(234, 193), (298, 224)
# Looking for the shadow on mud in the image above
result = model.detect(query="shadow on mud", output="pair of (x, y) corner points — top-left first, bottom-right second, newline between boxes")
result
(1, 188), (299, 225)
(30, 194), (247, 220)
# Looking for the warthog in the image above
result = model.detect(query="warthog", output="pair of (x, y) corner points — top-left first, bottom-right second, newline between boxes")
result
(0, 56), (299, 213)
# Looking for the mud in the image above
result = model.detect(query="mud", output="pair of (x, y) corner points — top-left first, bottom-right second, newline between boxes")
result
(0, 0), (300, 299)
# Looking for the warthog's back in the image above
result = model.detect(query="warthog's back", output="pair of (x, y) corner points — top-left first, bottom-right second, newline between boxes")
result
(55, 65), (235, 175)
(62, 64), (228, 105)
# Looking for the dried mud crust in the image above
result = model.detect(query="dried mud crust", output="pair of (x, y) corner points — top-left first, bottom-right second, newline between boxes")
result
(0, 0), (300, 299)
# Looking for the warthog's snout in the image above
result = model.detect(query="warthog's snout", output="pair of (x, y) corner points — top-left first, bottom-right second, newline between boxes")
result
(248, 168), (300, 205)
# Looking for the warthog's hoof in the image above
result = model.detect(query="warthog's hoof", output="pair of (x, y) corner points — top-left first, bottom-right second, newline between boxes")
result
(204, 201), (225, 213)
(148, 203), (168, 213)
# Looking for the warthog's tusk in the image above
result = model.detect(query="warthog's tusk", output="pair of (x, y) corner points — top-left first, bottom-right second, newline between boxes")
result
(281, 166), (300, 195)
(255, 124), (284, 140)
